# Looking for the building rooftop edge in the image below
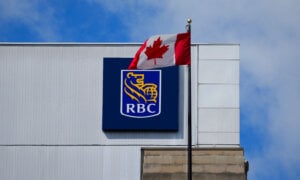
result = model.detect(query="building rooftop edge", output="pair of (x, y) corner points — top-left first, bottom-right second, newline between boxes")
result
(0, 42), (240, 46)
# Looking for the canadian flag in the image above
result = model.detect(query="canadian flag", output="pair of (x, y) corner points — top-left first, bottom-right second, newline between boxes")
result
(128, 32), (190, 69)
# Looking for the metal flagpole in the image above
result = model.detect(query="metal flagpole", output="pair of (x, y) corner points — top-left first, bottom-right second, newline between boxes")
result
(186, 18), (192, 180)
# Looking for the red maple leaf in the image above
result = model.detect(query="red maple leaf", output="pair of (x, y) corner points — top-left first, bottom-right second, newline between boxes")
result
(145, 37), (169, 65)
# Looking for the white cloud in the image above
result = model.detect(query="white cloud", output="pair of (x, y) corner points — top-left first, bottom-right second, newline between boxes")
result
(85, 0), (167, 39)
(0, 0), (60, 41)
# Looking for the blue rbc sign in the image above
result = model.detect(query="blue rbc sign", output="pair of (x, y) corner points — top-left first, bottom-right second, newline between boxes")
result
(121, 70), (161, 118)
(102, 58), (179, 131)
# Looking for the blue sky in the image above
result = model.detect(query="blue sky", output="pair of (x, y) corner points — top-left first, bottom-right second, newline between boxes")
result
(1, 0), (300, 179)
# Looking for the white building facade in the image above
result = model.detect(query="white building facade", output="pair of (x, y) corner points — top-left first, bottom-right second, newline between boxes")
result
(0, 43), (240, 180)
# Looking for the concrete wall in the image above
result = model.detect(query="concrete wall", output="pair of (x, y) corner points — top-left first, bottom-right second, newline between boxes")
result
(0, 43), (239, 180)
(142, 148), (246, 180)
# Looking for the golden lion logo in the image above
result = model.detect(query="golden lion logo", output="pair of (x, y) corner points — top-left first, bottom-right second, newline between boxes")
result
(124, 72), (158, 103)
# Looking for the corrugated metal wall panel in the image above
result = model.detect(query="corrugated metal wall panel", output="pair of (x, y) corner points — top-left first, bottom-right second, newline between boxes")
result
(0, 45), (195, 145)
(0, 146), (140, 180)
(0, 44), (240, 179)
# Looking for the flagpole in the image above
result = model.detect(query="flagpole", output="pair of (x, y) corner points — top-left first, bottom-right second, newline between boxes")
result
(186, 18), (192, 180)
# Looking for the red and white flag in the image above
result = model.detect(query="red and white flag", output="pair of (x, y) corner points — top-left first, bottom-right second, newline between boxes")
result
(128, 32), (190, 69)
